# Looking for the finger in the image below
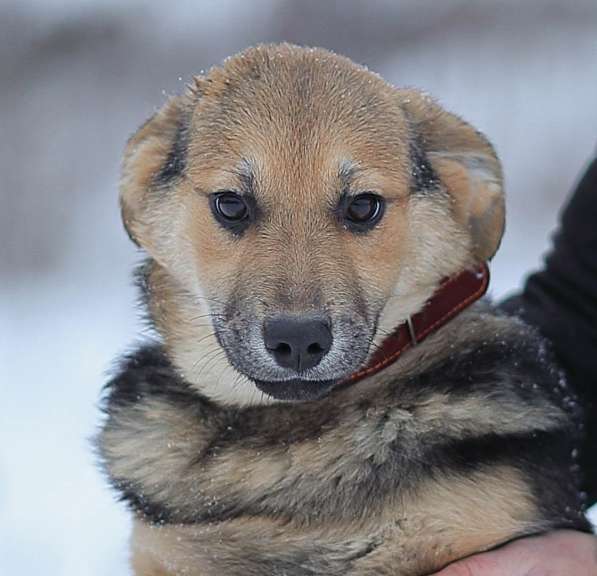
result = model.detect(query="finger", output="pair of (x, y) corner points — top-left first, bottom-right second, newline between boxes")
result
(431, 546), (530, 576)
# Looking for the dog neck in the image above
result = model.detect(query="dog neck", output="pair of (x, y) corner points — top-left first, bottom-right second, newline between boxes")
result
(344, 263), (489, 386)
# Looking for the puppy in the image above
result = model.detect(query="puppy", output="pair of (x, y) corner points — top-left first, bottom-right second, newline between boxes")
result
(98, 44), (590, 576)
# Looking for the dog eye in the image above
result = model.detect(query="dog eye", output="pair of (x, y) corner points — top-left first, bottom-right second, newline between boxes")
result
(210, 192), (250, 232)
(343, 193), (384, 230)
(214, 192), (248, 220)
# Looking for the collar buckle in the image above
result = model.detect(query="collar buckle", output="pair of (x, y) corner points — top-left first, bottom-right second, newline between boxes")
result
(406, 316), (417, 346)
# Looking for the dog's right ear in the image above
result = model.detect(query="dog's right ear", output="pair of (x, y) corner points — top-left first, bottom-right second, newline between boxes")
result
(120, 87), (197, 247)
(399, 90), (505, 263)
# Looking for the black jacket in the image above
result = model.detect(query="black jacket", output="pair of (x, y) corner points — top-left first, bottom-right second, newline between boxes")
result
(502, 156), (597, 506)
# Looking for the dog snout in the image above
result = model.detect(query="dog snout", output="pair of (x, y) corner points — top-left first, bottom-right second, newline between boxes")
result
(263, 315), (333, 372)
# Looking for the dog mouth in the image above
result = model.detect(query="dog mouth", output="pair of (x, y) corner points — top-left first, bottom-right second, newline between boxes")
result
(210, 313), (374, 402)
(251, 377), (340, 401)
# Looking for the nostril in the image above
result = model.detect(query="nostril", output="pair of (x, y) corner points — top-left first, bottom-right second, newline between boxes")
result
(275, 342), (292, 357)
(307, 342), (323, 355)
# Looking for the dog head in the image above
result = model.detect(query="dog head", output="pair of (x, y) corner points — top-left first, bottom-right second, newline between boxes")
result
(120, 44), (504, 405)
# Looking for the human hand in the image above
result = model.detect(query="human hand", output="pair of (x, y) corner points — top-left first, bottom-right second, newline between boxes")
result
(431, 531), (597, 575)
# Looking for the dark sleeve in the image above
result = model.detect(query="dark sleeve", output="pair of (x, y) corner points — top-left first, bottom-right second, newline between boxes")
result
(500, 156), (597, 506)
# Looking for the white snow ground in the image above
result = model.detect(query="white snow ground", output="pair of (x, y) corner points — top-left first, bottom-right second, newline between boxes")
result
(1, 1), (596, 574)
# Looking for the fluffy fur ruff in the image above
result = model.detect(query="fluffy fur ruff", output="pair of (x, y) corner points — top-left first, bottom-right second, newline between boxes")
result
(98, 302), (590, 576)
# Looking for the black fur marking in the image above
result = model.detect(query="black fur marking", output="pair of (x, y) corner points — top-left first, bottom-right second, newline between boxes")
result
(338, 161), (359, 192)
(409, 137), (440, 193)
(101, 344), (210, 411)
(155, 117), (189, 185)
(117, 481), (175, 525)
(521, 432), (593, 532)
(236, 161), (256, 196)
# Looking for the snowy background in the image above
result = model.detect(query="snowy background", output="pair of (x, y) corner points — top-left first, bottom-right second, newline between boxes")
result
(2, 1), (596, 574)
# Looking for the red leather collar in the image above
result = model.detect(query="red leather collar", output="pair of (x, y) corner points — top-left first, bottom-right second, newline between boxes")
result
(342, 263), (490, 386)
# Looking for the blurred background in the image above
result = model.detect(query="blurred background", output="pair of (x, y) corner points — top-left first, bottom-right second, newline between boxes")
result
(1, 1), (596, 574)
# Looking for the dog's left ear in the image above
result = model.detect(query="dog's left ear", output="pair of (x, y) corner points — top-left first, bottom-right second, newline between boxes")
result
(119, 79), (202, 249)
(400, 90), (505, 262)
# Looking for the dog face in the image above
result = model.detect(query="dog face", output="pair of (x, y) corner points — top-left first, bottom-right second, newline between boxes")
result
(121, 44), (504, 405)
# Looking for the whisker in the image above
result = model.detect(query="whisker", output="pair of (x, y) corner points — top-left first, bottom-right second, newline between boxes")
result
(189, 343), (222, 375)
(194, 350), (228, 381)
(194, 331), (217, 347)
(230, 372), (245, 391)
(205, 352), (229, 379)
(216, 357), (237, 388)
(190, 294), (228, 307)
(186, 313), (218, 322)
(185, 312), (226, 324)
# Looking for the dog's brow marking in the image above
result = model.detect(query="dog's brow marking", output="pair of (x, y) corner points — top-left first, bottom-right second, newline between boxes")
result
(338, 160), (360, 192)
(235, 159), (256, 196)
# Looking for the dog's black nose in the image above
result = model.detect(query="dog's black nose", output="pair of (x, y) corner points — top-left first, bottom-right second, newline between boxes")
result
(264, 315), (332, 372)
